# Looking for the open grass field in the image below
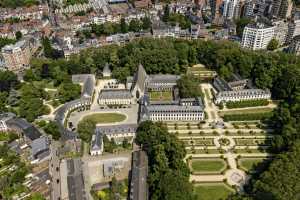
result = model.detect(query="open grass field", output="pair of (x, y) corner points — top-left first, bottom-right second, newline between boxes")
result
(191, 159), (226, 173)
(194, 183), (235, 200)
(219, 107), (273, 116)
(238, 158), (267, 172)
(149, 91), (173, 101)
(81, 113), (126, 124)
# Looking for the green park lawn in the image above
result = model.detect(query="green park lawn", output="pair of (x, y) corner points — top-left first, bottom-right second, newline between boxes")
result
(149, 91), (173, 101)
(81, 113), (126, 124)
(191, 159), (226, 173)
(239, 158), (266, 172)
(194, 183), (235, 200)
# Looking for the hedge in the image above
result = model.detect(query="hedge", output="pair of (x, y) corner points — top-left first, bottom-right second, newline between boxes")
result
(226, 99), (269, 109)
(223, 112), (273, 122)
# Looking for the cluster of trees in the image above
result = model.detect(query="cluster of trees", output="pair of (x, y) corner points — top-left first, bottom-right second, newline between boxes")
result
(0, 145), (29, 199)
(77, 17), (152, 41)
(223, 112), (273, 122)
(0, 0), (38, 8)
(177, 75), (203, 98)
(64, 0), (88, 6)
(18, 83), (49, 122)
(162, 5), (192, 29)
(0, 37), (16, 49)
(77, 119), (95, 142)
(136, 121), (196, 200)
(42, 121), (61, 140)
(226, 99), (269, 109)
(57, 82), (81, 103)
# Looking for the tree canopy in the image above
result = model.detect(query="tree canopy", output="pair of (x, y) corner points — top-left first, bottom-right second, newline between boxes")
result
(136, 121), (196, 200)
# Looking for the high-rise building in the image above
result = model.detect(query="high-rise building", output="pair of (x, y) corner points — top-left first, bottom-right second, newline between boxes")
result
(1, 40), (31, 73)
(243, 0), (255, 18)
(241, 23), (275, 50)
(210, 0), (224, 19)
(223, 0), (240, 19)
(288, 35), (300, 55)
(285, 15), (300, 44)
(271, 0), (293, 19)
(273, 20), (289, 45)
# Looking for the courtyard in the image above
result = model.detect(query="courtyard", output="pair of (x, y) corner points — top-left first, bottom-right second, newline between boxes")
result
(80, 113), (127, 124)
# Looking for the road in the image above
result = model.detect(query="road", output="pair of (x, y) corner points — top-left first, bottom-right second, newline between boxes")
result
(50, 141), (61, 200)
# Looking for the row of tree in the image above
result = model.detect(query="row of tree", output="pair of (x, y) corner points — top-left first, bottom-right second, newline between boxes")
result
(226, 99), (269, 109)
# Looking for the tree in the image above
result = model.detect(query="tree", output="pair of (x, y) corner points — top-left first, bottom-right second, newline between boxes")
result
(42, 36), (54, 58)
(0, 37), (16, 49)
(142, 17), (152, 30)
(120, 18), (128, 33)
(0, 71), (19, 92)
(162, 4), (170, 22)
(129, 19), (141, 32)
(136, 121), (193, 200)
(77, 119), (95, 142)
(177, 75), (202, 98)
(26, 193), (45, 200)
(15, 31), (22, 40)
(236, 18), (252, 38)
(267, 38), (279, 51)
(43, 121), (61, 140)
(0, 92), (8, 113)
(252, 141), (300, 200)
(58, 82), (81, 103)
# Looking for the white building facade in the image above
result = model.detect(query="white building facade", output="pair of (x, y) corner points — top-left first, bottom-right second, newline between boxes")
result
(241, 23), (275, 50)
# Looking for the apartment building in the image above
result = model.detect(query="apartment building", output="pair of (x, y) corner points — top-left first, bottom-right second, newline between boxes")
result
(1, 40), (31, 73)
(241, 23), (275, 50)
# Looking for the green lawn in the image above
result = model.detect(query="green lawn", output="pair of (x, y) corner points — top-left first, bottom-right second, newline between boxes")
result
(194, 183), (235, 200)
(239, 158), (266, 172)
(191, 159), (226, 173)
(81, 113), (126, 124)
(149, 91), (173, 101)
(219, 107), (274, 116)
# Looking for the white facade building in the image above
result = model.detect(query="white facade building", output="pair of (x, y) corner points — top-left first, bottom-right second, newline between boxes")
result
(223, 0), (240, 20)
(213, 77), (271, 104)
(241, 23), (275, 50)
(0, 120), (8, 132)
(98, 89), (134, 105)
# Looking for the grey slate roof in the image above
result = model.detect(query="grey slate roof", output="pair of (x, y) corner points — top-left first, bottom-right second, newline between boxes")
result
(148, 74), (180, 84)
(6, 118), (41, 141)
(66, 159), (86, 200)
(213, 77), (232, 92)
(131, 64), (148, 94)
(31, 136), (50, 159)
(91, 131), (102, 151)
(82, 76), (95, 98)
(130, 150), (148, 200)
(98, 89), (132, 100)
(96, 124), (137, 136)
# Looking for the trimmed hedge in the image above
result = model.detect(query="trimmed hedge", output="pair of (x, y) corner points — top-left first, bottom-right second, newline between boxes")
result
(226, 99), (269, 109)
(223, 112), (273, 121)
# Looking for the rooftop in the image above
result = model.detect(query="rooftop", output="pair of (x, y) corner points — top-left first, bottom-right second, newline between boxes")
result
(98, 89), (132, 99)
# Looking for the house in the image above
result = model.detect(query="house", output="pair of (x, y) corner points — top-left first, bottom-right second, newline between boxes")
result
(6, 118), (41, 142)
(90, 131), (103, 156)
(31, 136), (50, 162)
